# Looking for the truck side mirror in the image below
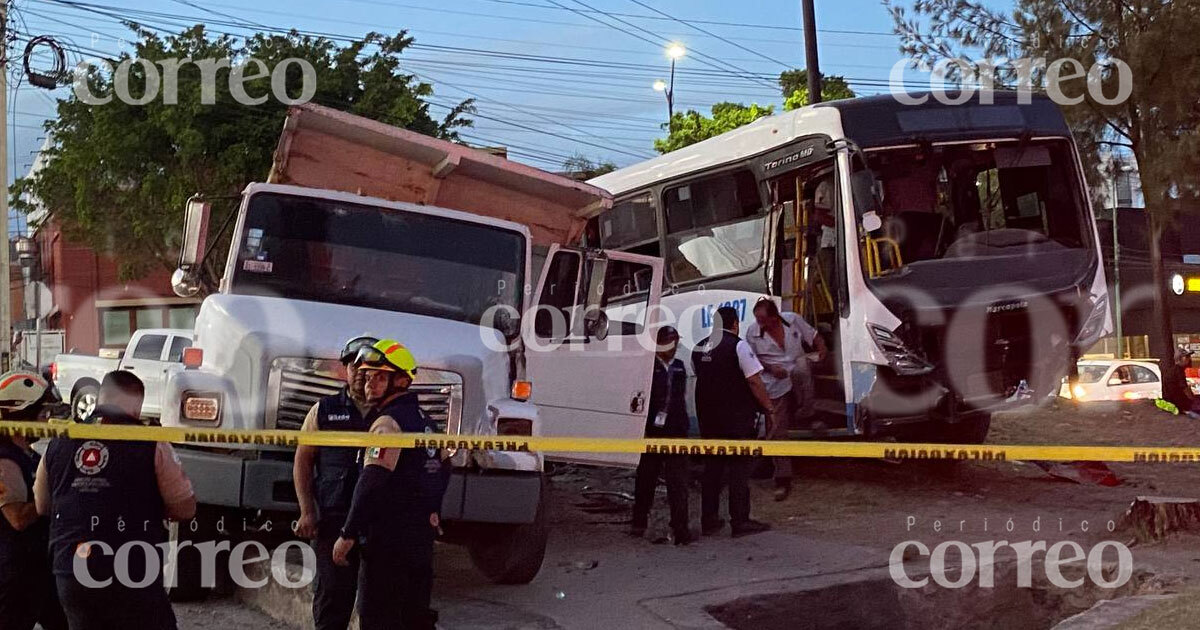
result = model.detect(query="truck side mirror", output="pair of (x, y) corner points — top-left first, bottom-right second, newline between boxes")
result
(178, 198), (211, 270)
(174, 198), (211, 298)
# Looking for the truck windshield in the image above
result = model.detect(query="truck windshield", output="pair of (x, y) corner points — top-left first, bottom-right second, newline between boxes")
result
(232, 193), (525, 327)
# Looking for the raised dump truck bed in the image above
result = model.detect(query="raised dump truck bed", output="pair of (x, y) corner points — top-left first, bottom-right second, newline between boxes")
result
(269, 103), (610, 248)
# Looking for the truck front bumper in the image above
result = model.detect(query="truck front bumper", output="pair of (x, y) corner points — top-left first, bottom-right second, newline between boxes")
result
(176, 448), (543, 525)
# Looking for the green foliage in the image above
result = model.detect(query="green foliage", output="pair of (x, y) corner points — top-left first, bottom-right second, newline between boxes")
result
(778, 70), (856, 110)
(653, 102), (775, 154)
(562, 153), (618, 178)
(11, 25), (474, 281)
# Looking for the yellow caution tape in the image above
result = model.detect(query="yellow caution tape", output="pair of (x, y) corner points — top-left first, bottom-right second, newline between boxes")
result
(1, 421), (1198, 463)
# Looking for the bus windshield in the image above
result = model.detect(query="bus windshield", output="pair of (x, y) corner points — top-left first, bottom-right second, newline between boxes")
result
(231, 193), (526, 327)
(857, 138), (1094, 300)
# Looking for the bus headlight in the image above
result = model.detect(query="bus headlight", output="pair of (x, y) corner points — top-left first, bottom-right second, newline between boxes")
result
(868, 324), (934, 376)
(1073, 295), (1109, 347)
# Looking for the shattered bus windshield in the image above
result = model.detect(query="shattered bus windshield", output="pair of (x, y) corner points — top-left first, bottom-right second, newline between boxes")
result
(865, 140), (1088, 263)
(857, 139), (1094, 301)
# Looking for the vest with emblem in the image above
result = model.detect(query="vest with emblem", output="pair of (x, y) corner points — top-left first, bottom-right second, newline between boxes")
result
(313, 389), (371, 515)
(44, 434), (164, 578)
(692, 330), (759, 439)
(363, 392), (450, 536)
(0, 439), (44, 582)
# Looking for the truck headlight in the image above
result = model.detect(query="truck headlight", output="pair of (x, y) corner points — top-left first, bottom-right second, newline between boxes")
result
(182, 392), (221, 423)
(868, 324), (934, 376)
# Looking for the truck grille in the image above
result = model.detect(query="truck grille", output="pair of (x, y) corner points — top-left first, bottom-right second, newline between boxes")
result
(266, 358), (462, 433)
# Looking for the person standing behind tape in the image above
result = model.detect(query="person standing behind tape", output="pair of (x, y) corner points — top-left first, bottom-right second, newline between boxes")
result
(745, 298), (827, 502)
(331, 340), (450, 630)
(0, 371), (68, 630)
(33, 370), (196, 630)
(294, 335), (377, 630)
(630, 326), (694, 545)
(692, 306), (775, 538)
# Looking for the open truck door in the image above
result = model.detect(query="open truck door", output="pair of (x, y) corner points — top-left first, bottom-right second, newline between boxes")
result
(526, 245), (664, 467)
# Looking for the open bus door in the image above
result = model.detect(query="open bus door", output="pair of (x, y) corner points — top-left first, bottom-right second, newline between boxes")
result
(526, 245), (664, 467)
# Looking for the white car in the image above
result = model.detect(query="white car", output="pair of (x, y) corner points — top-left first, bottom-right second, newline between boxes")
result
(1060, 360), (1162, 402)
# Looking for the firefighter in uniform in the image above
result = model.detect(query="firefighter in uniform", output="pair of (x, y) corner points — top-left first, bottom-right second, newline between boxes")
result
(34, 370), (196, 630)
(294, 335), (377, 630)
(331, 339), (450, 630)
(0, 371), (67, 630)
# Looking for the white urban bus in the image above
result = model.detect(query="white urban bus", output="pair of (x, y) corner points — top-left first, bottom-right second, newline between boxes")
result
(585, 92), (1110, 443)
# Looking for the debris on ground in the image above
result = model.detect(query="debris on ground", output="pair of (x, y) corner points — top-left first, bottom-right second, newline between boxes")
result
(1031, 460), (1123, 486)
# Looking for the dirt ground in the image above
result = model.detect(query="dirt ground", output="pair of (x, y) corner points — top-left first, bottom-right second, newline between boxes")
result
(550, 397), (1200, 583)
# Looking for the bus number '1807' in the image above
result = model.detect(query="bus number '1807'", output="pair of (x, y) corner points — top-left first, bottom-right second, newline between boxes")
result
(700, 299), (747, 328)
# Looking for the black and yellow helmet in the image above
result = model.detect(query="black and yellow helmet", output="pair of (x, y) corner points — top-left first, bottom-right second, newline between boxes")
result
(340, 335), (380, 365)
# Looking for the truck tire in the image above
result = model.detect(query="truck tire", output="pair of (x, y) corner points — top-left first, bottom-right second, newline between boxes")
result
(467, 481), (548, 585)
(71, 385), (98, 420)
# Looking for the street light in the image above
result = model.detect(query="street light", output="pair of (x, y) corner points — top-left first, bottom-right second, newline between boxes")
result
(654, 43), (685, 133)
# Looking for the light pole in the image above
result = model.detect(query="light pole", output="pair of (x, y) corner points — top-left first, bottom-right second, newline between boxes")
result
(654, 43), (685, 133)
(1110, 161), (1134, 359)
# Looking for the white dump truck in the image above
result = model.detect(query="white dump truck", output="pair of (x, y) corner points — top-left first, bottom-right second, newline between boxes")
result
(162, 104), (666, 587)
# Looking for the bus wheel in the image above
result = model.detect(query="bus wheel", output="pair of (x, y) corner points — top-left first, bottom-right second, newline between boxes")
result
(946, 413), (991, 445)
(467, 480), (548, 584)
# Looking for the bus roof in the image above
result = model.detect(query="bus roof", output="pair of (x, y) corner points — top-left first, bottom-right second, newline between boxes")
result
(588, 105), (840, 197)
(590, 91), (1068, 198)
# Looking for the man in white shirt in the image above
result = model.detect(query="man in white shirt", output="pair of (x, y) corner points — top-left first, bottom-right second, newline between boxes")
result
(745, 299), (828, 501)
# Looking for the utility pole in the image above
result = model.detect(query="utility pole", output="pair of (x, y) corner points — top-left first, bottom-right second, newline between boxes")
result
(801, 0), (822, 104)
(0, 2), (11, 371)
(1112, 193), (1123, 360)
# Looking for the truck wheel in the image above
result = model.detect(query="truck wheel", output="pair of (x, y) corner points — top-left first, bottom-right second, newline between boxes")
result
(71, 385), (98, 420)
(467, 482), (548, 585)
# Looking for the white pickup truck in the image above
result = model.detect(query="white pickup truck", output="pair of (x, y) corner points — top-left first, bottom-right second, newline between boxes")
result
(52, 328), (194, 420)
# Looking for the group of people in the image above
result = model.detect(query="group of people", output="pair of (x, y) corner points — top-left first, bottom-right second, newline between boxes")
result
(294, 336), (450, 630)
(0, 334), (449, 630)
(631, 298), (827, 544)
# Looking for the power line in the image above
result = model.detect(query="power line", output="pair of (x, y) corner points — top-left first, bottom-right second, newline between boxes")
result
(623, 0), (789, 69)
(544, 0), (778, 90)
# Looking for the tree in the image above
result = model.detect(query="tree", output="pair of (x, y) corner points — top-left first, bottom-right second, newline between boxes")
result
(11, 25), (474, 282)
(562, 153), (617, 179)
(884, 0), (1200, 405)
(653, 102), (774, 154)
(778, 69), (856, 110)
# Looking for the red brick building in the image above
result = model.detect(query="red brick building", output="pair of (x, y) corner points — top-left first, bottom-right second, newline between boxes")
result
(32, 219), (200, 355)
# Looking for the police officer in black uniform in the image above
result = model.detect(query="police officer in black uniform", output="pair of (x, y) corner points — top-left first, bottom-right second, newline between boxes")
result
(630, 326), (694, 544)
(294, 335), (377, 630)
(34, 370), (196, 630)
(692, 306), (775, 538)
(331, 339), (449, 630)
(0, 370), (68, 630)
